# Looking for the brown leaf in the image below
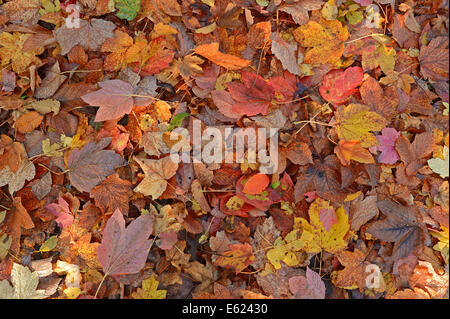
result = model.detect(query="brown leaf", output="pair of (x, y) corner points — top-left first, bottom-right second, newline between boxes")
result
(90, 173), (132, 215)
(67, 138), (126, 193)
(419, 36), (449, 82)
(54, 18), (116, 55)
(395, 132), (434, 176)
(2, 197), (34, 254)
(367, 200), (426, 261)
(15, 111), (43, 134)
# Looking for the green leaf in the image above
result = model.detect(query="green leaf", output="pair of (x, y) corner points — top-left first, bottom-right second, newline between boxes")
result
(39, 236), (58, 252)
(115, 0), (141, 21)
(167, 112), (190, 131)
(443, 102), (449, 116)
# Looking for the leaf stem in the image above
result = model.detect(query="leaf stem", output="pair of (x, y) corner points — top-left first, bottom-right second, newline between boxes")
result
(94, 272), (109, 299)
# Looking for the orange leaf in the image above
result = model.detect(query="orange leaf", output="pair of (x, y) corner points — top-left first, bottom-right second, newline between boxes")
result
(214, 243), (254, 274)
(334, 140), (375, 166)
(242, 173), (270, 195)
(195, 42), (250, 70)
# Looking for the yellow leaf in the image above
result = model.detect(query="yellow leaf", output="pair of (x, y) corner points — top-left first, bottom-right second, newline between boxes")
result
(335, 104), (387, 148)
(430, 226), (449, 264)
(134, 157), (178, 199)
(0, 32), (43, 73)
(226, 195), (245, 211)
(266, 229), (310, 269)
(155, 100), (172, 122)
(299, 198), (350, 254)
(214, 243), (254, 274)
(293, 19), (349, 65)
(64, 287), (81, 299)
(132, 274), (167, 299)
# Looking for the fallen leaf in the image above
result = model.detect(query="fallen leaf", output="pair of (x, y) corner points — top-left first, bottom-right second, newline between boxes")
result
(81, 80), (134, 122)
(195, 42), (250, 70)
(335, 103), (387, 148)
(0, 263), (45, 299)
(97, 208), (154, 275)
(67, 138), (126, 193)
(214, 243), (254, 274)
(54, 18), (116, 55)
(134, 156), (179, 199)
(90, 173), (132, 215)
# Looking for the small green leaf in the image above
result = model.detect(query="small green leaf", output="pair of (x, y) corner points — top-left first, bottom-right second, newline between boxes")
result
(167, 112), (190, 131)
(271, 181), (281, 189)
(115, 0), (141, 21)
(443, 102), (449, 116)
(39, 236), (58, 252)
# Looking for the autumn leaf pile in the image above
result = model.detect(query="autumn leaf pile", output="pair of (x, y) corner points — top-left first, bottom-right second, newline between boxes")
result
(0, 0), (448, 299)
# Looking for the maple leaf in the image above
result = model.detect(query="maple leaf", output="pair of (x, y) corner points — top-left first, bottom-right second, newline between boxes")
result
(395, 132), (434, 176)
(419, 36), (449, 82)
(211, 90), (242, 119)
(227, 71), (274, 116)
(127, 35), (174, 76)
(0, 263), (45, 299)
(375, 127), (400, 165)
(359, 76), (399, 120)
(214, 243), (254, 274)
(67, 138), (126, 193)
(195, 42), (250, 70)
(367, 200), (426, 261)
(289, 267), (326, 299)
(90, 173), (132, 215)
(54, 18), (116, 55)
(334, 140), (375, 166)
(319, 66), (363, 105)
(280, 140), (313, 166)
(2, 198), (34, 255)
(242, 173), (270, 195)
(293, 18), (349, 65)
(134, 156), (179, 199)
(0, 159), (35, 195)
(332, 249), (371, 291)
(101, 30), (134, 72)
(362, 43), (396, 74)
(131, 274), (167, 299)
(334, 103), (387, 148)
(279, 0), (324, 25)
(0, 32), (43, 73)
(428, 146), (449, 179)
(266, 229), (308, 269)
(81, 79), (134, 122)
(46, 196), (74, 229)
(349, 195), (378, 231)
(270, 32), (301, 76)
(299, 197), (349, 254)
(294, 155), (347, 203)
(97, 208), (154, 276)
(0, 134), (26, 173)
